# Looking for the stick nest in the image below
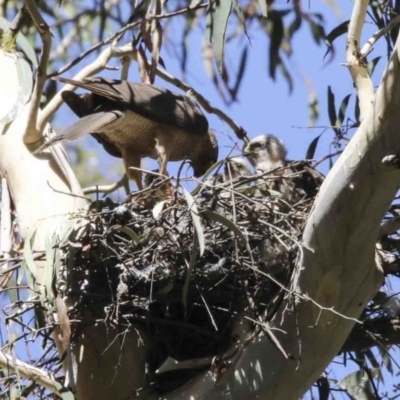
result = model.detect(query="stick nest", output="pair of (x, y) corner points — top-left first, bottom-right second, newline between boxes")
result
(55, 162), (319, 392)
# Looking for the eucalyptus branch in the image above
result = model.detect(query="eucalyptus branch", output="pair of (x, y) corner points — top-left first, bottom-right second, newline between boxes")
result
(346, 0), (374, 120)
(25, 0), (51, 144)
(47, 2), (209, 79)
(360, 14), (400, 58)
(0, 350), (62, 396)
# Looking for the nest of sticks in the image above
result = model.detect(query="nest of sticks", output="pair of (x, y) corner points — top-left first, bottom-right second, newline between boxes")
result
(54, 160), (319, 392)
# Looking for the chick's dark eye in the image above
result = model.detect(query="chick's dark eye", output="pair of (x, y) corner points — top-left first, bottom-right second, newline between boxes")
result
(252, 142), (263, 149)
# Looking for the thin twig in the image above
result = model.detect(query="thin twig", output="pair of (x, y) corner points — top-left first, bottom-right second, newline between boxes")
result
(47, 2), (209, 79)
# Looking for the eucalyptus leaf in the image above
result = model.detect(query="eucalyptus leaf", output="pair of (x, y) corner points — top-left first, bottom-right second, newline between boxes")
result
(337, 94), (351, 127)
(23, 225), (38, 281)
(182, 232), (199, 309)
(183, 188), (205, 256)
(305, 134), (322, 160)
(108, 225), (140, 244)
(206, 0), (232, 75)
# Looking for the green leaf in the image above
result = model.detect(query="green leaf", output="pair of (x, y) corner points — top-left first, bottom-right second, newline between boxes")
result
(182, 231), (199, 309)
(305, 134), (322, 160)
(354, 95), (360, 123)
(308, 90), (319, 127)
(288, 12), (302, 39)
(367, 56), (381, 77)
(206, 0), (233, 75)
(323, 20), (349, 60)
(229, 46), (248, 100)
(258, 0), (268, 17)
(202, 209), (244, 242)
(308, 20), (325, 45)
(108, 225), (140, 244)
(278, 59), (293, 93)
(337, 94), (351, 127)
(327, 86), (337, 129)
(42, 232), (57, 304)
(59, 217), (80, 248)
(337, 369), (380, 400)
(23, 225), (39, 281)
(268, 11), (284, 80)
(317, 375), (330, 400)
(53, 382), (75, 400)
(364, 349), (379, 369)
(182, 188), (205, 257)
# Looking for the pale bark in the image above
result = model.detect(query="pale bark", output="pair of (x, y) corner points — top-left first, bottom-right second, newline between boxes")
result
(346, 0), (375, 120)
(0, 104), (148, 399)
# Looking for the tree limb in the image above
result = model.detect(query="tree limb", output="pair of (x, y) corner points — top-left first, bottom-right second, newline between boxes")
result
(360, 14), (400, 58)
(0, 349), (62, 396)
(346, 0), (374, 120)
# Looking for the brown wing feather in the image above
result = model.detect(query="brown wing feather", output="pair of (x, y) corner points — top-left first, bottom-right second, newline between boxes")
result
(55, 76), (209, 135)
(41, 111), (122, 149)
(61, 91), (122, 158)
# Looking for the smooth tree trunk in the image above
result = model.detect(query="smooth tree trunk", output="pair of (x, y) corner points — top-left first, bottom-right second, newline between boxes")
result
(0, 103), (148, 399)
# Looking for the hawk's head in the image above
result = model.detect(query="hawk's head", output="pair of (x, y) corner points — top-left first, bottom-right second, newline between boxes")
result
(190, 130), (219, 177)
(244, 134), (287, 173)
